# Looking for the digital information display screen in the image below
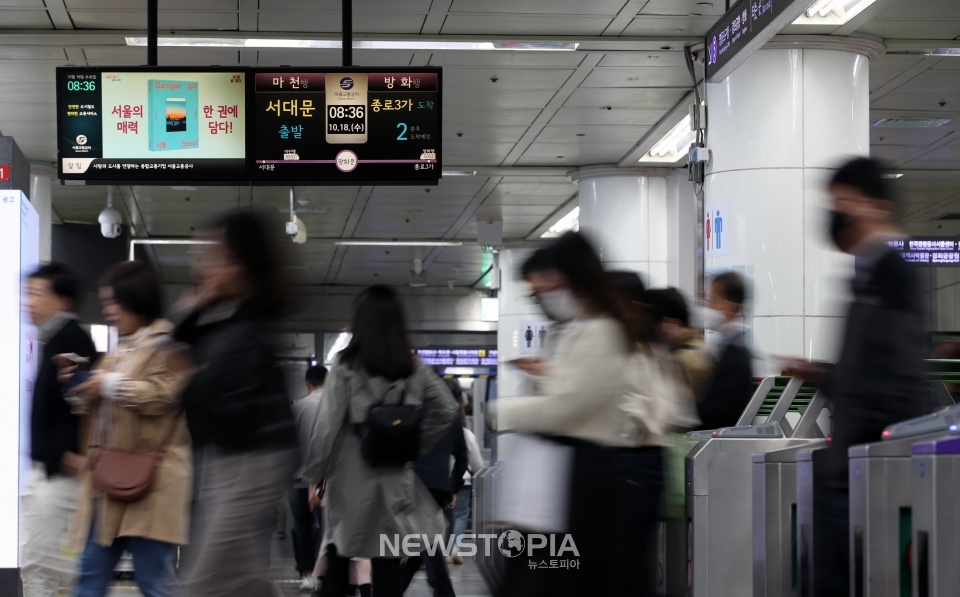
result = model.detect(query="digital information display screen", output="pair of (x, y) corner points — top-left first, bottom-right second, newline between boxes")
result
(417, 349), (498, 368)
(251, 69), (440, 183)
(887, 238), (960, 265)
(704, 0), (808, 83)
(58, 68), (247, 183)
(56, 66), (442, 185)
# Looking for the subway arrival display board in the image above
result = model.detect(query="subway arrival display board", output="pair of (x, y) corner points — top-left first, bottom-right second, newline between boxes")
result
(252, 69), (440, 183)
(56, 66), (442, 185)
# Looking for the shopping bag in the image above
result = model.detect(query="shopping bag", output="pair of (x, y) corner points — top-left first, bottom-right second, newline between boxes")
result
(495, 433), (574, 534)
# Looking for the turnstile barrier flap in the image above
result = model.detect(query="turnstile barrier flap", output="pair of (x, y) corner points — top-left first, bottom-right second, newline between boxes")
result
(883, 402), (960, 441)
(913, 435), (960, 455)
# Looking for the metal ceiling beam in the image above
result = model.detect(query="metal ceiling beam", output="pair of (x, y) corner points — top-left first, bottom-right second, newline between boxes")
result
(602, 0), (648, 36)
(500, 53), (604, 166)
(421, 0), (453, 36)
(43, 0), (74, 30)
(869, 56), (942, 102)
(618, 89), (694, 167)
(891, 130), (960, 169)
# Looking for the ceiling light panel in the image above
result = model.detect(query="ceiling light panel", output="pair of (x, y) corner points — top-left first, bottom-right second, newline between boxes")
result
(126, 37), (579, 51)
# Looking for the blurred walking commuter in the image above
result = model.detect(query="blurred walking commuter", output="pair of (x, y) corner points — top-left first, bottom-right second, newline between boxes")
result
(608, 273), (697, 596)
(291, 365), (327, 592)
(399, 377), (469, 597)
(646, 287), (714, 403)
(173, 210), (298, 597)
(785, 157), (928, 596)
(21, 264), (96, 597)
(65, 261), (192, 597)
(693, 271), (753, 431)
(448, 384), (484, 565)
(497, 232), (634, 597)
(303, 285), (459, 597)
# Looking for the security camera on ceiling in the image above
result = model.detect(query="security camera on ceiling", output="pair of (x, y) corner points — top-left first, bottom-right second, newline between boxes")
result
(99, 189), (123, 239)
(287, 187), (308, 244)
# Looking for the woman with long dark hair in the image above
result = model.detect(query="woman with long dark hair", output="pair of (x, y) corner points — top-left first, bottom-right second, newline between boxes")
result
(172, 209), (298, 597)
(498, 231), (635, 597)
(304, 285), (459, 597)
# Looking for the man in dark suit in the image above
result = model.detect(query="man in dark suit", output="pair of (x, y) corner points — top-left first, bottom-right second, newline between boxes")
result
(21, 264), (96, 597)
(786, 157), (928, 596)
(694, 271), (754, 431)
(400, 388), (469, 597)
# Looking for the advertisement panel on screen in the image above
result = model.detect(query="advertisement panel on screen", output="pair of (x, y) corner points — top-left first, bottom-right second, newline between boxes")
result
(250, 68), (441, 183)
(58, 68), (246, 183)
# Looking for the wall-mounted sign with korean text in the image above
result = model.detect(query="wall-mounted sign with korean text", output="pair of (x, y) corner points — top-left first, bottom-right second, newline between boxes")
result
(250, 68), (441, 184)
(887, 238), (960, 266)
(57, 67), (247, 183)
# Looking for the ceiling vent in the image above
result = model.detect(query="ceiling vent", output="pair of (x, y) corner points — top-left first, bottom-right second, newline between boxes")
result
(932, 213), (960, 221)
(872, 118), (951, 128)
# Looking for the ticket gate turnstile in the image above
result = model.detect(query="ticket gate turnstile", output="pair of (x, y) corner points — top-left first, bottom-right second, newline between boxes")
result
(686, 378), (828, 597)
(752, 441), (826, 597)
(911, 434), (960, 597)
(848, 404), (960, 597)
(654, 376), (791, 597)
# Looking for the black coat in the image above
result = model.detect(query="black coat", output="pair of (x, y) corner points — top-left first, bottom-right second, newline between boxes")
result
(817, 248), (929, 488)
(173, 306), (296, 453)
(413, 412), (469, 495)
(31, 319), (96, 477)
(695, 335), (754, 431)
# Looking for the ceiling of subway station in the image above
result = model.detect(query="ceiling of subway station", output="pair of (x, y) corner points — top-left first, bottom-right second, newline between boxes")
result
(0, 0), (959, 286)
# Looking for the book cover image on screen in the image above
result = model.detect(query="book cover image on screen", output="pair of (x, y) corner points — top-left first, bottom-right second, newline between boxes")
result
(148, 79), (198, 152)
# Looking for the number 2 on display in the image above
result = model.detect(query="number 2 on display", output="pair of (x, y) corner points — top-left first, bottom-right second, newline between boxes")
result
(397, 122), (408, 141)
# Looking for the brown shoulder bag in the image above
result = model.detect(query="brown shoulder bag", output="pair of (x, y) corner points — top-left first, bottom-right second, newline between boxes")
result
(90, 402), (183, 503)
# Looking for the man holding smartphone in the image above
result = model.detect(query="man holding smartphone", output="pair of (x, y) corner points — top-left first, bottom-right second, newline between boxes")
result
(21, 264), (96, 597)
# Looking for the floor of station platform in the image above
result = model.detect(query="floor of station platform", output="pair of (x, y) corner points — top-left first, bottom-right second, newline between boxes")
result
(75, 531), (491, 597)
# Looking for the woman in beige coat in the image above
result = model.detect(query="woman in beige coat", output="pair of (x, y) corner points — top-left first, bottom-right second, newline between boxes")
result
(62, 261), (192, 597)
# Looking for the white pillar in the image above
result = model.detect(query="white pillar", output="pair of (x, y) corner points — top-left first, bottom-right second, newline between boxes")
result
(668, 169), (698, 300)
(29, 164), (55, 263)
(494, 248), (543, 461)
(704, 36), (883, 373)
(571, 167), (672, 288)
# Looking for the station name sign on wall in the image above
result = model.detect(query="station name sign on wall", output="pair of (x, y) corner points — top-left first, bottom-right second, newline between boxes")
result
(704, 0), (812, 83)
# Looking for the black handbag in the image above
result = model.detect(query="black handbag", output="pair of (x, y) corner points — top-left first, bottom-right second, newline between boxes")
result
(353, 377), (423, 467)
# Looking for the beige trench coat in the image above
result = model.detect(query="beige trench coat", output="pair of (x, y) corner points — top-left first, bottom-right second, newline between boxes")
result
(73, 319), (193, 549)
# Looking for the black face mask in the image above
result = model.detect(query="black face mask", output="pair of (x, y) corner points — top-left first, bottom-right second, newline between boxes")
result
(828, 210), (851, 249)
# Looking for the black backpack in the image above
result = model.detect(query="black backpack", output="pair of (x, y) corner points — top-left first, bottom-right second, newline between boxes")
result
(352, 377), (423, 467)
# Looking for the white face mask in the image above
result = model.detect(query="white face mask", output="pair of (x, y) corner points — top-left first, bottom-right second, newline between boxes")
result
(699, 306), (728, 331)
(537, 289), (584, 322)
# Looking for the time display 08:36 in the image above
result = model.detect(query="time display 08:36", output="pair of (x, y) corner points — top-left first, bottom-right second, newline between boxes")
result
(327, 105), (366, 134)
(66, 80), (97, 91)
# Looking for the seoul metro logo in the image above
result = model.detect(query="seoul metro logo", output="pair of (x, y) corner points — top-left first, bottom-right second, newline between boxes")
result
(339, 77), (355, 90)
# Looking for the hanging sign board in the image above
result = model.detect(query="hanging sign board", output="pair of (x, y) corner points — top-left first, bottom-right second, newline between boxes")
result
(704, 0), (812, 83)
(55, 66), (442, 186)
(250, 69), (441, 184)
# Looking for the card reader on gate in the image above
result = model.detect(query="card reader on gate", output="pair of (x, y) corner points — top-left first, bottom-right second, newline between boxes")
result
(882, 402), (960, 440)
(712, 421), (785, 437)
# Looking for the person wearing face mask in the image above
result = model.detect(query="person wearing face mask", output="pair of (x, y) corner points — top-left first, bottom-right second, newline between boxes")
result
(508, 248), (570, 380)
(691, 271), (754, 431)
(783, 157), (927, 597)
(498, 232), (635, 597)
